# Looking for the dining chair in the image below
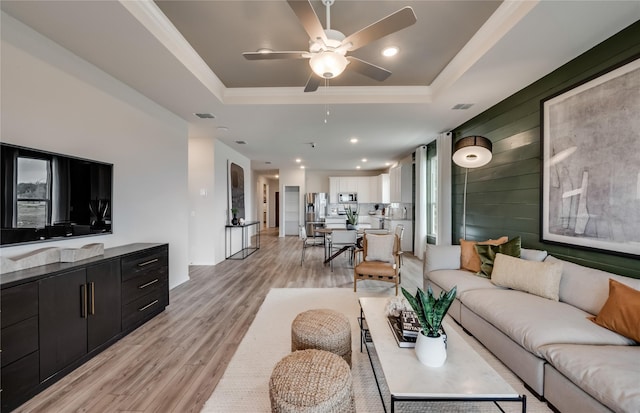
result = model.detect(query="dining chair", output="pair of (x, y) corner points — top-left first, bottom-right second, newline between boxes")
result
(328, 229), (357, 271)
(353, 233), (401, 295)
(394, 224), (404, 267)
(299, 225), (310, 266)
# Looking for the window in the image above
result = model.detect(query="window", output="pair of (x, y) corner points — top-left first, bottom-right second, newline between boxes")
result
(427, 142), (438, 241)
(16, 157), (51, 228)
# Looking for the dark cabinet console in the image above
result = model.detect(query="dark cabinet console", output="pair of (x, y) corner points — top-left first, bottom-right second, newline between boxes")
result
(0, 243), (169, 412)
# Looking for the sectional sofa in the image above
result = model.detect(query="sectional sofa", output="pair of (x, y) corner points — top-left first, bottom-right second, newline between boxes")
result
(423, 243), (639, 413)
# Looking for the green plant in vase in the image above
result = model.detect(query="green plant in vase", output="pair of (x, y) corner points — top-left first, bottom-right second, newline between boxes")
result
(401, 285), (457, 367)
(345, 205), (359, 229)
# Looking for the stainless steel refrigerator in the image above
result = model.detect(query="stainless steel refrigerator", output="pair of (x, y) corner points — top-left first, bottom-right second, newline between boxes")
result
(305, 193), (328, 237)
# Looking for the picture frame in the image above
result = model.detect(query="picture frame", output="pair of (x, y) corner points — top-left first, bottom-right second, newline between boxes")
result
(540, 55), (640, 257)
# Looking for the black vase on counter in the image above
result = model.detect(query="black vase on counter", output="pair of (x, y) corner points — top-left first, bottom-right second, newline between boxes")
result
(232, 214), (239, 225)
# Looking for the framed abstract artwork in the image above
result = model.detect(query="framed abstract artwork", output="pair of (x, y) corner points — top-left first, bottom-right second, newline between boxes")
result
(541, 55), (640, 257)
(228, 161), (245, 222)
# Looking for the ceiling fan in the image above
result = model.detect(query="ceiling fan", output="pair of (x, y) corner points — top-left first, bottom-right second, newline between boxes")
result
(242, 0), (417, 92)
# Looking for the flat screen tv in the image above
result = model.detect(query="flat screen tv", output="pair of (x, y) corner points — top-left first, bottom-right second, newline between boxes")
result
(1, 143), (113, 247)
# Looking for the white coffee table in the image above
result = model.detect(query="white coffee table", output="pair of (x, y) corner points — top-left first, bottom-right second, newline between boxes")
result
(359, 297), (526, 413)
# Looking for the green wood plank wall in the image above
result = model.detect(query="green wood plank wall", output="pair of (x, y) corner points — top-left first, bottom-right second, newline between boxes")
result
(451, 21), (640, 279)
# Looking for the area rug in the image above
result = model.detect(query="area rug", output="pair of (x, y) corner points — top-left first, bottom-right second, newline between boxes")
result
(201, 288), (552, 413)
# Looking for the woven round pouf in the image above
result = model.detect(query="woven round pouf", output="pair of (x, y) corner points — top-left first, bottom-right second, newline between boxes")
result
(291, 309), (352, 367)
(269, 349), (355, 413)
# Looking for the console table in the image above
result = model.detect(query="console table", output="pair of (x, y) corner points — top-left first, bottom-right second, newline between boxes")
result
(0, 243), (169, 413)
(225, 220), (260, 260)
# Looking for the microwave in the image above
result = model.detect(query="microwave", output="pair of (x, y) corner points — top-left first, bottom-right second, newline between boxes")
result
(338, 192), (358, 203)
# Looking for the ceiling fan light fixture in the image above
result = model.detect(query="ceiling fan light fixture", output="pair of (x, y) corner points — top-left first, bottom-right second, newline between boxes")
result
(310, 50), (349, 79)
(382, 46), (399, 57)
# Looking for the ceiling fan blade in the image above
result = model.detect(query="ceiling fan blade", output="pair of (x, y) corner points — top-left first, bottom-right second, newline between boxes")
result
(304, 74), (321, 92)
(342, 6), (417, 52)
(243, 51), (309, 60)
(287, 0), (327, 43)
(346, 56), (391, 81)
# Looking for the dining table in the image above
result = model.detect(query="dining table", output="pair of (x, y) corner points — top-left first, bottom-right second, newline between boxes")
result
(315, 227), (389, 264)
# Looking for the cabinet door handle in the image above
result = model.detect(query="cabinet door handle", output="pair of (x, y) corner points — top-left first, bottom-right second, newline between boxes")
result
(138, 300), (159, 312)
(89, 282), (95, 315)
(138, 258), (158, 267)
(80, 284), (87, 319)
(138, 278), (159, 289)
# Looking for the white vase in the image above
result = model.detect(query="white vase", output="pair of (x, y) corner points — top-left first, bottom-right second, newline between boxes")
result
(415, 332), (447, 367)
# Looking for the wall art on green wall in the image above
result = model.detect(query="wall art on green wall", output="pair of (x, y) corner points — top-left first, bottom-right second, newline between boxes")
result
(541, 55), (640, 257)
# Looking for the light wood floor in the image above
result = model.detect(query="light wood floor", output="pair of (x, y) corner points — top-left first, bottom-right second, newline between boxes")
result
(16, 228), (423, 413)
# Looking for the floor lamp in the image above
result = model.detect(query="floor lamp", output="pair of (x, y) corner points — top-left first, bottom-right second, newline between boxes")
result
(452, 135), (493, 239)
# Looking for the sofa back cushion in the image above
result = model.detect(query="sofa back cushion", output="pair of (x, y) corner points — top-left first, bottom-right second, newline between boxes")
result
(547, 255), (640, 315)
(425, 244), (461, 273)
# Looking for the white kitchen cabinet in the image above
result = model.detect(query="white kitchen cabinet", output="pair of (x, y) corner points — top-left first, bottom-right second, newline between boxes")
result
(389, 165), (412, 203)
(356, 176), (370, 203)
(389, 167), (401, 202)
(379, 173), (389, 203)
(329, 177), (339, 204)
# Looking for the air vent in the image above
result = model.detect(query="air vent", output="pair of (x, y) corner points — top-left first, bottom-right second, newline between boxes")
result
(235, 140), (247, 145)
(452, 103), (474, 110)
(265, 161), (272, 164)
(194, 113), (215, 119)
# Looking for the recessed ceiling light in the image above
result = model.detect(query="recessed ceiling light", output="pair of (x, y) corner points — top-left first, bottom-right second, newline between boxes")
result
(356, 165), (361, 169)
(275, 174), (279, 178)
(385, 162), (391, 166)
(300, 165), (305, 169)
(362, 158), (368, 162)
(350, 138), (358, 143)
(295, 158), (301, 163)
(382, 46), (399, 57)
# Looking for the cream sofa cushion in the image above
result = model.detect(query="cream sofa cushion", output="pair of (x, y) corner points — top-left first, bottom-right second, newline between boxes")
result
(540, 344), (640, 413)
(461, 289), (635, 357)
(491, 253), (563, 301)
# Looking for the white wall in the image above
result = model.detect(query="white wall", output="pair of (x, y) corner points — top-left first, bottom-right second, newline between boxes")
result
(188, 135), (216, 264)
(1, 13), (190, 289)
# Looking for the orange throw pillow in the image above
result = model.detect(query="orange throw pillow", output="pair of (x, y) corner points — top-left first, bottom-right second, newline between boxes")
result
(591, 279), (640, 343)
(460, 237), (508, 273)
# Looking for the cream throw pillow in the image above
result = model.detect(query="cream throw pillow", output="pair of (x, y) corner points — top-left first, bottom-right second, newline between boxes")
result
(491, 253), (563, 301)
(365, 234), (395, 264)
